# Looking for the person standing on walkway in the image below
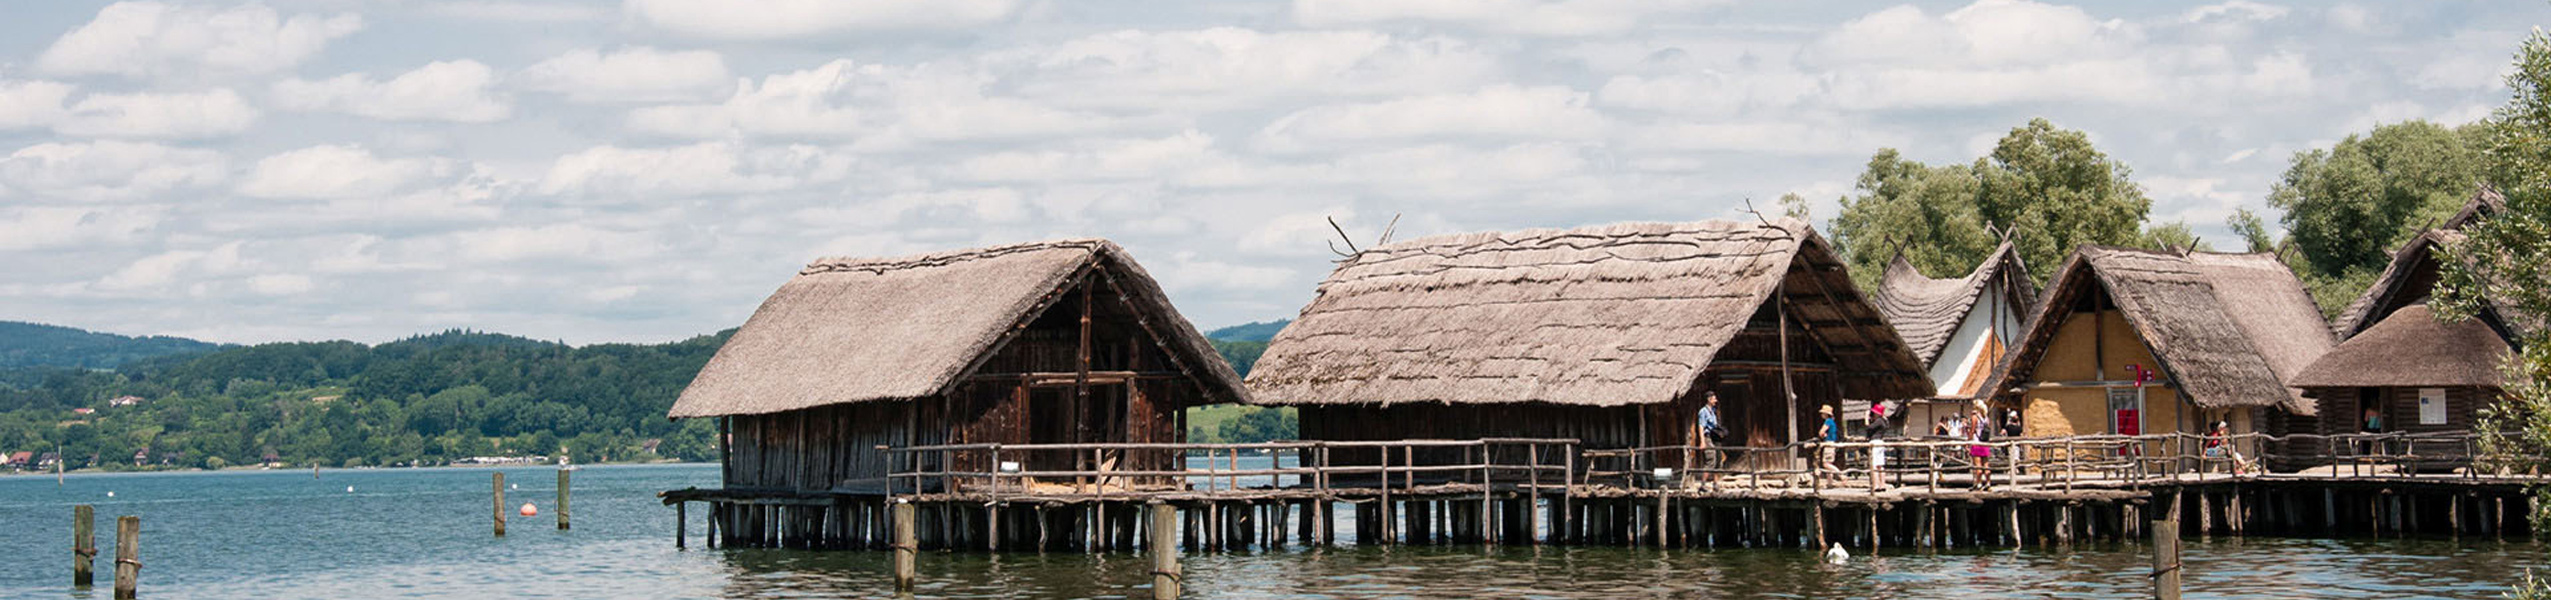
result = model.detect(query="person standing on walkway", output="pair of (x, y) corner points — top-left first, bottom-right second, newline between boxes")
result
(1695, 392), (1726, 482)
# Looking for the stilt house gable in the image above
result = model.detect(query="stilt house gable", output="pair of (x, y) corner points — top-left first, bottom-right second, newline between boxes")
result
(1979, 247), (2332, 412)
(1244, 218), (1932, 407)
(668, 239), (1245, 418)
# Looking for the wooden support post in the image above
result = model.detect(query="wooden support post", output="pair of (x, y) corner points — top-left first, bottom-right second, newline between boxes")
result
(2152, 516), (2181, 600)
(112, 515), (138, 600)
(493, 472), (506, 537)
(557, 469), (571, 531)
(1657, 495), (1671, 548)
(73, 504), (95, 587)
(893, 502), (918, 591)
(676, 502), (688, 549)
(1810, 503), (1826, 549)
(2056, 504), (2074, 545)
(1150, 503), (1180, 600)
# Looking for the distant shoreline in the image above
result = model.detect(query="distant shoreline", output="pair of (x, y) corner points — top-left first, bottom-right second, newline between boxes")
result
(4, 458), (707, 477)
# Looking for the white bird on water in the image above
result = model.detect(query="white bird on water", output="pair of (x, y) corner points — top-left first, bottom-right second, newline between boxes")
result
(346, 486), (355, 493)
(105, 491), (114, 498)
(1825, 543), (1848, 564)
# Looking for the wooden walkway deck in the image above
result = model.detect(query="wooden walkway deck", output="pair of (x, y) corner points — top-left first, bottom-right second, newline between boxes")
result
(662, 432), (2544, 551)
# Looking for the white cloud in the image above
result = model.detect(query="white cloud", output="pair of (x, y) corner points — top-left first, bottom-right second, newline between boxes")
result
(274, 61), (511, 123)
(627, 59), (1118, 143)
(1293, 0), (1723, 36)
(1596, 70), (1820, 117)
(97, 242), (243, 291)
(1008, 28), (1503, 112)
(517, 47), (731, 103)
(1625, 120), (1911, 156)
(623, 0), (1016, 39)
(54, 89), (259, 139)
(0, 79), (74, 130)
(0, 141), (225, 202)
(237, 145), (441, 200)
(37, 2), (361, 80)
(1256, 85), (1608, 152)
(539, 142), (851, 199)
(246, 273), (314, 296)
(2183, 1), (2288, 24)
(441, 224), (654, 263)
(0, 205), (162, 251)
(423, 2), (610, 22)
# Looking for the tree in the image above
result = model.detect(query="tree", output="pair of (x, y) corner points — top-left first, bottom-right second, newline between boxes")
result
(2229, 208), (2276, 253)
(1831, 119), (2155, 289)
(2443, 29), (2551, 535)
(2271, 121), (2485, 277)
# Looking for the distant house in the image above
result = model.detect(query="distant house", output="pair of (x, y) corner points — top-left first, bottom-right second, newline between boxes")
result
(2288, 190), (2534, 467)
(1870, 241), (2040, 432)
(4, 451), (29, 469)
(1247, 219), (1932, 468)
(669, 239), (1246, 495)
(1977, 246), (2333, 456)
(107, 395), (143, 407)
(38, 452), (61, 468)
(132, 448), (150, 467)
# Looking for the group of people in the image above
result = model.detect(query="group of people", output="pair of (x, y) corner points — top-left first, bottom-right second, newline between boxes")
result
(1689, 393), (2031, 489)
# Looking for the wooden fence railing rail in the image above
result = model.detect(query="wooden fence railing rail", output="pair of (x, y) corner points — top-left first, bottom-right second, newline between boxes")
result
(875, 432), (2538, 500)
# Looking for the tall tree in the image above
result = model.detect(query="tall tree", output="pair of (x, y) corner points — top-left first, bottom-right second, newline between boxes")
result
(1830, 118), (2155, 289)
(2263, 120), (2486, 313)
(2443, 29), (2551, 537)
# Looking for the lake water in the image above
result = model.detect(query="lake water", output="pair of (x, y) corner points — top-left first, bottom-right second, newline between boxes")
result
(1, 464), (2540, 599)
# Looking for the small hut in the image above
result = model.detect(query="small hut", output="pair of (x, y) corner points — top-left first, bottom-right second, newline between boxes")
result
(667, 239), (1246, 495)
(1244, 219), (1932, 472)
(2290, 205), (2531, 466)
(1870, 241), (2039, 431)
(1976, 247), (2332, 453)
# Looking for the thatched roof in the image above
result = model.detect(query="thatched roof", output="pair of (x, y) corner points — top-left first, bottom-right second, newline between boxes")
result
(2443, 185), (2504, 230)
(2293, 305), (2511, 389)
(1871, 242), (2038, 367)
(1979, 247), (2332, 411)
(1244, 219), (1933, 407)
(668, 239), (1245, 418)
(2330, 226), (2536, 343)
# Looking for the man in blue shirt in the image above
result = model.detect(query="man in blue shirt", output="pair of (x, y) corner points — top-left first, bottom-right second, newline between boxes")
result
(1694, 392), (1725, 481)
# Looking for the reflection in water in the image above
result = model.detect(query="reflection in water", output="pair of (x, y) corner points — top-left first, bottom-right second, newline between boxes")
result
(691, 538), (2541, 600)
(0, 465), (2536, 599)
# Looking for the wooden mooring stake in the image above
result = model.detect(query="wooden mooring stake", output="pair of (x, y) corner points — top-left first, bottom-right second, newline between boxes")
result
(492, 472), (506, 537)
(1150, 502), (1180, 600)
(113, 515), (138, 600)
(892, 501), (918, 591)
(557, 469), (571, 530)
(73, 504), (95, 587)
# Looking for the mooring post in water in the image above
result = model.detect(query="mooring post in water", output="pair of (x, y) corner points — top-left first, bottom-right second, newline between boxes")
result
(675, 502), (687, 549)
(112, 515), (138, 600)
(557, 469), (571, 530)
(73, 504), (95, 587)
(2151, 518), (2180, 600)
(1150, 502), (1180, 600)
(892, 500), (917, 591)
(493, 472), (507, 537)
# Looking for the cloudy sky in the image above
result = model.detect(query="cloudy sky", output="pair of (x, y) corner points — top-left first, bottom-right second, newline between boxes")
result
(0, 0), (2533, 345)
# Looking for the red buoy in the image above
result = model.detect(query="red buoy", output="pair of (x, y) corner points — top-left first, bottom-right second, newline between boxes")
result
(520, 503), (538, 517)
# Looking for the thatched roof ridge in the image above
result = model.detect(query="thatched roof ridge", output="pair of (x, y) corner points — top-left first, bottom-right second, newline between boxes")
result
(2293, 305), (2511, 388)
(1980, 246), (2331, 411)
(668, 239), (1245, 418)
(1244, 218), (1932, 407)
(1871, 242), (2038, 366)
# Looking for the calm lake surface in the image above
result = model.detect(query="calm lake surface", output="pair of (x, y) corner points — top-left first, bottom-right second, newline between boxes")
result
(1, 463), (2540, 599)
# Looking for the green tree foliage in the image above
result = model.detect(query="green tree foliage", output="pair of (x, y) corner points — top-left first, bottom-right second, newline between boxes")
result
(2267, 120), (2487, 314)
(0, 321), (226, 369)
(2447, 29), (2551, 535)
(0, 328), (733, 471)
(1830, 118), (2157, 289)
(1204, 320), (1289, 343)
(1211, 340), (1267, 377)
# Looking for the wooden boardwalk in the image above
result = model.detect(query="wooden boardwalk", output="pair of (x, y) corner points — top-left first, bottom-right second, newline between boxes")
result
(662, 432), (2544, 552)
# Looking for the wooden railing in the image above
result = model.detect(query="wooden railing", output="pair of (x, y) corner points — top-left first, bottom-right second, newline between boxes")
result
(878, 432), (2533, 500)
(880, 439), (1578, 500)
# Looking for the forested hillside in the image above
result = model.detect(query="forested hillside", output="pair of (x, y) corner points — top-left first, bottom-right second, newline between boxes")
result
(0, 321), (226, 370)
(0, 329), (730, 471)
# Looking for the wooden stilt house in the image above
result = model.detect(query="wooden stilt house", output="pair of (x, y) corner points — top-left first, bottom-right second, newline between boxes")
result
(1975, 247), (2332, 456)
(667, 239), (1247, 495)
(1870, 241), (2039, 431)
(2287, 192), (2532, 467)
(1242, 220), (1932, 473)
